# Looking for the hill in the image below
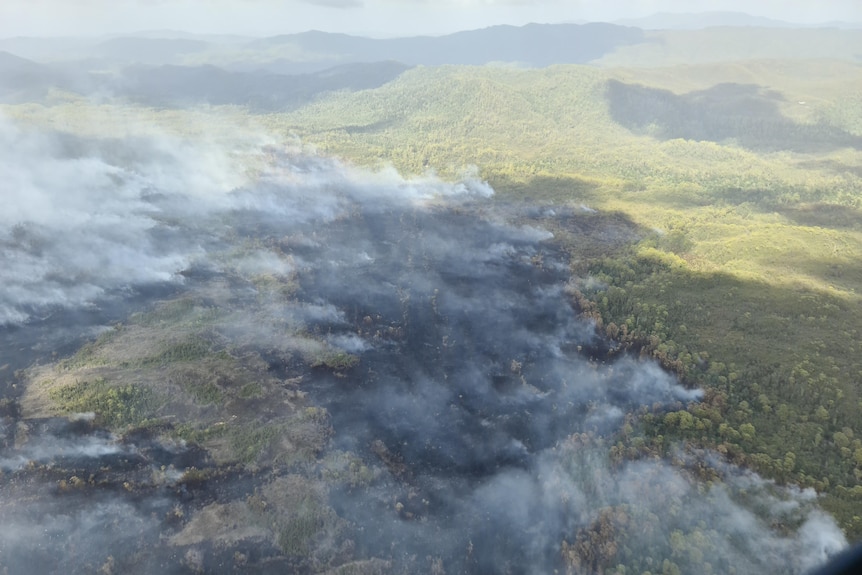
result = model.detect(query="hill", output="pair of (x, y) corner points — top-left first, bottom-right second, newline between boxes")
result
(92, 37), (211, 65)
(249, 23), (644, 69)
(0, 23), (644, 73)
(614, 11), (801, 29)
(0, 50), (410, 109)
(595, 28), (862, 67)
(2, 24), (861, 75)
(0, 51), (100, 101)
(253, 60), (862, 536)
(114, 60), (411, 110)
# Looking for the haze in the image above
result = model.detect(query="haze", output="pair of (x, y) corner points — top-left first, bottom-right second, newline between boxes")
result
(2, 0), (860, 37)
(2, 0), (862, 572)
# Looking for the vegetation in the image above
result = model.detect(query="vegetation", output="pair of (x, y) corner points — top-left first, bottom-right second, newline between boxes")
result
(310, 351), (360, 372)
(7, 39), (862, 569)
(254, 60), (862, 537)
(227, 407), (332, 467)
(49, 378), (162, 428)
(594, 28), (862, 67)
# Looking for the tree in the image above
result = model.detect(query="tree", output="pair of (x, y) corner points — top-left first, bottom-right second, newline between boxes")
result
(783, 452), (796, 473)
(739, 423), (756, 442)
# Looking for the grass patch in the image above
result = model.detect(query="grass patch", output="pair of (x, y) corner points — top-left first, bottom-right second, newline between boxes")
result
(310, 352), (359, 371)
(238, 382), (264, 399)
(257, 475), (341, 559)
(129, 299), (222, 328)
(174, 422), (230, 445)
(228, 408), (331, 466)
(185, 380), (224, 404)
(60, 327), (124, 370)
(138, 338), (213, 367)
(49, 378), (163, 429)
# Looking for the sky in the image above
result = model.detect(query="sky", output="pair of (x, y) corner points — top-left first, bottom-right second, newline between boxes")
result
(0, 0), (860, 38)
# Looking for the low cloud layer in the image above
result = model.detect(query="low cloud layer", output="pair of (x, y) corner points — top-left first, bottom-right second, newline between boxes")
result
(1, 0), (858, 38)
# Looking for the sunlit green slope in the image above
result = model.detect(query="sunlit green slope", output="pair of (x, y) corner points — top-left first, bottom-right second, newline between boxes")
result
(262, 59), (862, 536)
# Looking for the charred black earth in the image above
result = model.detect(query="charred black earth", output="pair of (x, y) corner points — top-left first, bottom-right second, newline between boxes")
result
(0, 150), (843, 575)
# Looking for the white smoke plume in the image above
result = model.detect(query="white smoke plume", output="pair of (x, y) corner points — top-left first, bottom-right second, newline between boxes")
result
(0, 115), (493, 326)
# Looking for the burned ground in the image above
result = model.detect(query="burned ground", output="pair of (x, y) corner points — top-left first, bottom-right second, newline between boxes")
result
(0, 144), (846, 574)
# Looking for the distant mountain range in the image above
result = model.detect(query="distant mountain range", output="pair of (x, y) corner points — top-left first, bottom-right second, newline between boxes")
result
(2, 18), (860, 74)
(2, 18), (861, 110)
(0, 51), (102, 101)
(0, 22), (647, 108)
(614, 11), (862, 30)
(116, 60), (411, 109)
(0, 51), (410, 110)
(0, 22), (643, 74)
(246, 23), (644, 69)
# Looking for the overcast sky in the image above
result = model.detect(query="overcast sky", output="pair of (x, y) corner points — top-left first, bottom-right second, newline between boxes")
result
(1, 0), (860, 38)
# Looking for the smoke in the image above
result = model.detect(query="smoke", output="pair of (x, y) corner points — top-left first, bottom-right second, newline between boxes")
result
(0, 115), (491, 326)
(0, 430), (123, 471)
(0, 497), (169, 575)
(0, 115), (848, 574)
(0, 115), (250, 325)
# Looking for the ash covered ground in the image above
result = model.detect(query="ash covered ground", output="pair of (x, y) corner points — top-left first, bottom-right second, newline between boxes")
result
(0, 120), (847, 574)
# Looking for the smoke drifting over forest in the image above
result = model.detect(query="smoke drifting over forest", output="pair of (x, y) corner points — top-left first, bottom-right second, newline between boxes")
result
(0, 116), (848, 574)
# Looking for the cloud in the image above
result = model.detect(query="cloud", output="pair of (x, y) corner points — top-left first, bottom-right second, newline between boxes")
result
(302, 0), (363, 7)
(0, 0), (858, 38)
